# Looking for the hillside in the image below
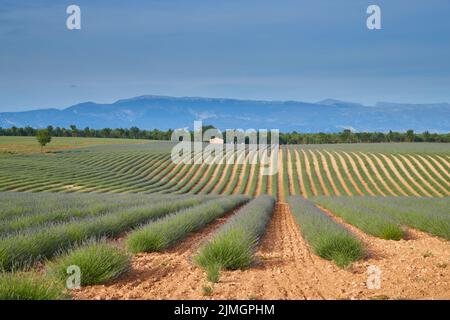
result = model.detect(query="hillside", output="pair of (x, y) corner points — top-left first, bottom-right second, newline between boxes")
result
(1, 95), (449, 133)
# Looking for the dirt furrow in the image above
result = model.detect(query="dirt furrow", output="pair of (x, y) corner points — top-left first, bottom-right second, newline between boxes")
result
(300, 150), (318, 196)
(436, 155), (450, 169)
(390, 154), (431, 197)
(416, 155), (450, 188)
(293, 149), (308, 197)
(323, 151), (352, 196)
(317, 151), (340, 196)
(180, 154), (214, 193)
(351, 152), (387, 196)
(255, 149), (266, 196)
(341, 152), (375, 196)
(379, 152), (421, 196)
(278, 149), (286, 202)
(398, 154), (443, 197)
(211, 151), (235, 193)
(425, 155), (450, 180)
(267, 150), (275, 196)
(308, 150), (329, 196)
(221, 150), (245, 194)
(212, 203), (334, 299)
(407, 155), (449, 195)
(286, 149), (296, 196)
(232, 152), (251, 194)
(166, 152), (203, 191)
(333, 151), (363, 195)
(199, 162), (224, 194)
(244, 152), (259, 195)
(367, 153), (408, 197)
(360, 152), (397, 196)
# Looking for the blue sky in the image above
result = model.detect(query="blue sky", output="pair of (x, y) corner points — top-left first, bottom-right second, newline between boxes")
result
(1, 0), (450, 111)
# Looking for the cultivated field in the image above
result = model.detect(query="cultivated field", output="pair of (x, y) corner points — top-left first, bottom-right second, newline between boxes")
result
(0, 139), (448, 198)
(0, 136), (146, 154)
(0, 137), (448, 300)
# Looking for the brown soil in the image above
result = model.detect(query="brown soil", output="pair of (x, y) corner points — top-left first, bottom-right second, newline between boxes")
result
(436, 155), (450, 168)
(301, 150), (318, 196)
(254, 155), (265, 197)
(416, 155), (450, 188)
(360, 153), (397, 196)
(63, 184), (83, 191)
(277, 149), (285, 202)
(335, 153), (365, 195)
(72, 208), (239, 300)
(317, 151), (340, 196)
(167, 155), (201, 191)
(266, 155), (274, 196)
(352, 152), (386, 196)
(309, 150), (330, 196)
(232, 152), (251, 194)
(379, 153), (421, 196)
(285, 149), (296, 196)
(244, 152), (258, 195)
(293, 149), (308, 197)
(370, 153), (408, 196)
(189, 155), (217, 193)
(318, 205), (450, 300)
(425, 155), (450, 180)
(73, 202), (450, 300)
(398, 154), (443, 197)
(201, 163), (224, 193)
(324, 151), (352, 196)
(212, 164), (230, 193)
(342, 152), (376, 196)
(222, 151), (245, 194)
(140, 156), (169, 178)
(390, 154), (432, 197)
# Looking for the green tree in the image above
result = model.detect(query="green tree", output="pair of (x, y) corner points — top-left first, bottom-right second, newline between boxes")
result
(130, 126), (140, 139)
(69, 125), (78, 137)
(36, 129), (52, 152)
(405, 129), (415, 142)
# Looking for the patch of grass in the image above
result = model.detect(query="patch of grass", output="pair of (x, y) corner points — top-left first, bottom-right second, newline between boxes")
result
(422, 251), (433, 258)
(194, 196), (275, 272)
(46, 242), (130, 286)
(313, 196), (405, 240)
(0, 272), (67, 300)
(288, 197), (365, 268)
(196, 229), (255, 270)
(202, 285), (213, 296)
(0, 136), (146, 154)
(313, 196), (450, 240)
(206, 263), (221, 283)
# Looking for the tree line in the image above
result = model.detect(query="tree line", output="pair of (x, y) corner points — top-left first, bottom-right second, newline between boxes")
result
(0, 125), (173, 141)
(0, 125), (449, 144)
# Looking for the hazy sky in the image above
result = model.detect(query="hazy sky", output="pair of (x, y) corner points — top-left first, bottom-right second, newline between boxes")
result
(1, 0), (450, 111)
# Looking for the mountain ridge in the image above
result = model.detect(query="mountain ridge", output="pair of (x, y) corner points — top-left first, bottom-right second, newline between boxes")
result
(1, 95), (449, 133)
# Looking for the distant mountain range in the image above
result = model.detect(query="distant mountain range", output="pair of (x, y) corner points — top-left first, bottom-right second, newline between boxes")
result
(1, 95), (449, 133)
